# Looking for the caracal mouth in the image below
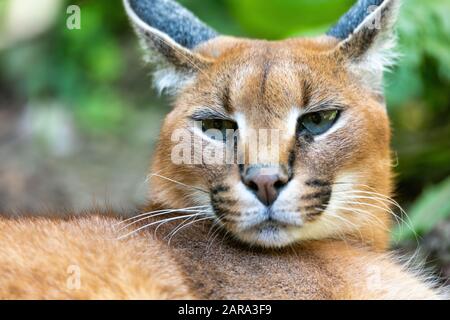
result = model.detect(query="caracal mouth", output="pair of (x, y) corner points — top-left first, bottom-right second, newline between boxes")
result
(235, 219), (303, 248)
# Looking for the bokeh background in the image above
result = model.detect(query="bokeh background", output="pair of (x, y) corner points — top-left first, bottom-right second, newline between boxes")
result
(0, 0), (449, 282)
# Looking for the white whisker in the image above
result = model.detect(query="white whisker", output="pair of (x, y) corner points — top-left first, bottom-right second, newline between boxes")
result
(116, 208), (209, 231)
(115, 205), (209, 226)
(163, 210), (211, 237)
(167, 216), (213, 245)
(206, 219), (224, 251)
(333, 191), (417, 239)
(325, 203), (389, 232)
(331, 183), (418, 241)
(148, 173), (209, 193)
(116, 213), (206, 240)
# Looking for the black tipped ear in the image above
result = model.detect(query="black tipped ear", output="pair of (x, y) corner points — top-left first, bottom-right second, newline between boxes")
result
(123, 0), (218, 95)
(125, 0), (217, 49)
(328, 0), (400, 93)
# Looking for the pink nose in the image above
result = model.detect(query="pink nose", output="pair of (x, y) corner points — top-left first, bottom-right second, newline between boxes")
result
(243, 168), (289, 206)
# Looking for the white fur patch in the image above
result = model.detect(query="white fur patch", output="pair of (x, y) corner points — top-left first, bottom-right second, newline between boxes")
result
(152, 67), (196, 95)
(348, 34), (399, 94)
(285, 108), (300, 138)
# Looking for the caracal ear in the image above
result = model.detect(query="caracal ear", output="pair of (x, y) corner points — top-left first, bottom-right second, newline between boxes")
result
(328, 0), (401, 94)
(123, 0), (218, 95)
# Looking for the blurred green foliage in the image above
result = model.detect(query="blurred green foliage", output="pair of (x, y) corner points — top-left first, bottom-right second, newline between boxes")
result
(225, 0), (354, 38)
(385, 0), (450, 240)
(393, 176), (450, 242)
(0, 0), (449, 240)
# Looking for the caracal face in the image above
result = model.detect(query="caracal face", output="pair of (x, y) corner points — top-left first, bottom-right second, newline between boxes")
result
(125, 0), (398, 247)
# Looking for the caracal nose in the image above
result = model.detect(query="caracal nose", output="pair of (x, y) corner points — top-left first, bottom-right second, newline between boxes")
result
(243, 167), (289, 206)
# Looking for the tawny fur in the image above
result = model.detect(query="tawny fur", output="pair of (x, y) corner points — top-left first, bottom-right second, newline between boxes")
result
(0, 214), (194, 299)
(0, 214), (443, 299)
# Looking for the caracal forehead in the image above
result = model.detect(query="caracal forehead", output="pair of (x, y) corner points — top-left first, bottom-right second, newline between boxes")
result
(197, 37), (345, 123)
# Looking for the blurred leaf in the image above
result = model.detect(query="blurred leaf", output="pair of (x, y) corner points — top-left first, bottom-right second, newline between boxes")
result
(393, 177), (450, 242)
(225, 0), (354, 39)
(179, 0), (244, 35)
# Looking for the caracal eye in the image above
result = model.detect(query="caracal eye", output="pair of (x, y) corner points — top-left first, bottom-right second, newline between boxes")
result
(202, 119), (238, 141)
(298, 110), (340, 136)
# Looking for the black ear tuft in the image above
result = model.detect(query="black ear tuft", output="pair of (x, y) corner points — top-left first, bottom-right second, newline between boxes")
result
(127, 0), (217, 49)
(327, 0), (385, 40)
